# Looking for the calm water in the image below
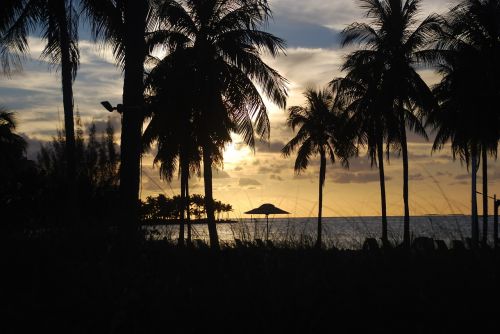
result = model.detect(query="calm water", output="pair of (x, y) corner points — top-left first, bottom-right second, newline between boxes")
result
(145, 215), (496, 249)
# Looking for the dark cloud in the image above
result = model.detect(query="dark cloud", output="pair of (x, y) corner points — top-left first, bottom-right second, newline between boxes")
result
(85, 115), (121, 133)
(255, 140), (286, 153)
(20, 133), (48, 160)
(409, 173), (425, 181)
(332, 171), (392, 184)
(239, 178), (262, 186)
(258, 164), (284, 175)
(270, 174), (284, 181)
(212, 169), (231, 179)
(269, 15), (341, 48)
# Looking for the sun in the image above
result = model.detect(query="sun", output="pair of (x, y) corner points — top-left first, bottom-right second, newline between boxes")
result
(223, 141), (253, 165)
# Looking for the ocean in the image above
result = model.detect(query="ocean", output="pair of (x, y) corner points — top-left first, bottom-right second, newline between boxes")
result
(145, 215), (497, 249)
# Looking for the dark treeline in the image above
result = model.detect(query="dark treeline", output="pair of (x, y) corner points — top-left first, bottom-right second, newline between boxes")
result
(141, 194), (232, 222)
(1, 113), (120, 231)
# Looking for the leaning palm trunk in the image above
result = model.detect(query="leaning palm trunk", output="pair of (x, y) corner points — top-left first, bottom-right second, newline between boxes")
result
(317, 150), (326, 248)
(482, 148), (488, 245)
(119, 0), (147, 234)
(400, 118), (410, 248)
(377, 138), (388, 244)
(58, 2), (77, 206)
(471, 144), (479, 248)
(202, 145), (219, 249)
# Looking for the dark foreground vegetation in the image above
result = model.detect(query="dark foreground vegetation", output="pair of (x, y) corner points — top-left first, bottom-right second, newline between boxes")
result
(3, 233), (499, 333)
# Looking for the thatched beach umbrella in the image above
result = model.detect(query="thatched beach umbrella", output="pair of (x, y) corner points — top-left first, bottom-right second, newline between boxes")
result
(245, 204), (289, 241)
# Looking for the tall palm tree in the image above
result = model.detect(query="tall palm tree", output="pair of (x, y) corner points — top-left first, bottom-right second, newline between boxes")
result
(282, 89), (356, 248)
(82, 0), (152, 233)
(143, 49), (205, 247)
(1, 0), (80, 195)
(149, 0), (288, 249)
(331, 67), (397, 244)
(423, 0), (500, 247)
(427, 50), (482, 247)
(342, 0), (439, 247)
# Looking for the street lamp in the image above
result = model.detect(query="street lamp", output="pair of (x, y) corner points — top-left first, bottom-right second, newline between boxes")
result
(100, 101), (123, 114)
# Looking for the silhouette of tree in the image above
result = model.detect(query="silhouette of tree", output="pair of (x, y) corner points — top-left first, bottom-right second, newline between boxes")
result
(143, 52), (204, 246)
(331, 69), (397, 244)
(1, 0), (81, 203)
(149, 0), (288, 249)
(0, 108), (26, 169)
(82, 0), (151, 235)
(37, 116), (120, 223)
(282, 89), (356, 248)
(342, 0), (439, 247)
(423, 0), (500, 247)
(140, 194), (232, 224)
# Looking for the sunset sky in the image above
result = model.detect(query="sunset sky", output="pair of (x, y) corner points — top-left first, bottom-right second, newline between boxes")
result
(1, 0), (498, 218)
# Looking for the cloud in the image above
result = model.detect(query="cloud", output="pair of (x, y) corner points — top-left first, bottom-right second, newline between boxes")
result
(239, 178), (262, 186)
(255, 140), (286, 153)
(409, 173), (425, 181)
(20, 133), (48, 160)
(269, 15), (341, 48)
(332, 171), (392, 184)
(212, 169), (231, 179)
(270, 174), (284, 181)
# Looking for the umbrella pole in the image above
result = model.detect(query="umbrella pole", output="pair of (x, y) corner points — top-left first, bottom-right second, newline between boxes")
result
(266, 214), (269, 241)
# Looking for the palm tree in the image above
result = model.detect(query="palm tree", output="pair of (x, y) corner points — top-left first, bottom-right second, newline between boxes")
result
(428, 52), (482, 247)
(342, 0), (439, 247)
(82, 0), (152, 234)
(423, 0), (500, 247)
(143, 49), (204, 246)
(282, 89), (356, 248)
(1, 0), (80, 196)
(331, 67), (396, 244)
(148, 0), (288, 249)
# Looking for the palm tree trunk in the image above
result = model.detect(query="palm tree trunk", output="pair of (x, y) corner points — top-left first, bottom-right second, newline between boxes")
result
(377, 138), (388, 244)
(186, 174), (191, 245)
(471, 144), (479, 248)
(58, 0), (76, 210)
(179, 160), (186, 247)
(120, 0), (147, 234)
(482, 147), (488, 246)
(317, 150), (326, 248)
(400, 119), (410, 248)
(203, 145), (219, 249)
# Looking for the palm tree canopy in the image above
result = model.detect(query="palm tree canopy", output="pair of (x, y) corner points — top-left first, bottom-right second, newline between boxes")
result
(148, 0), (288, 150)
(1, 0), (80, 78)
(425, 0), (500, 162)
(341, 0), (440, 141)
(282, 89), (357, 173)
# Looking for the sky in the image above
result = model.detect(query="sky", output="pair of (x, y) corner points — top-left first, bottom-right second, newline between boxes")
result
(1, 0), (499, 218)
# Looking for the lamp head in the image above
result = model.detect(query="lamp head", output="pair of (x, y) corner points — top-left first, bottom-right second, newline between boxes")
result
(100, 101), (114, 112)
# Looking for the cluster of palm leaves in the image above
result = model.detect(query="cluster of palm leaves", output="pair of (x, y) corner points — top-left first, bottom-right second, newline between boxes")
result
(283, 0), (499, 248)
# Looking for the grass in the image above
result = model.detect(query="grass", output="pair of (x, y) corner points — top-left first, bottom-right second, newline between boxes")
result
(3, 230), (499, 333)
